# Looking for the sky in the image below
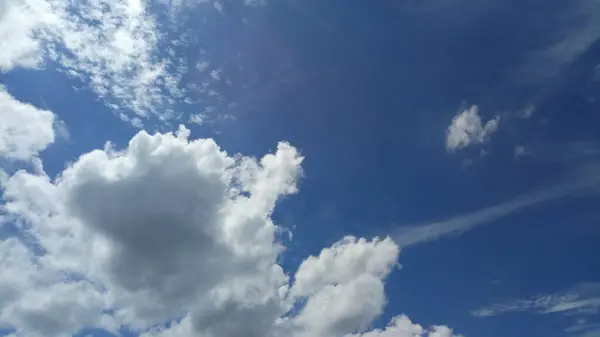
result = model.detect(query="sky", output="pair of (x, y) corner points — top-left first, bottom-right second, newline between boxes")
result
(0, 0), (600, 337)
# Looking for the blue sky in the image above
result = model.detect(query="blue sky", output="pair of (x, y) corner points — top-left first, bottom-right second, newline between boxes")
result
(1, 1), (600, 337)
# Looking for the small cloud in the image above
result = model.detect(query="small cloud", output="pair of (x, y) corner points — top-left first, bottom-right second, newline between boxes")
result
(213, 1), (223, 12)
(244, 0), (267, 6)
(514, 145), (527, 157)
(445, 105), (500, 153)
(518, 104), (536, 119)
(196, 61), (210, 72)
(189, 113), (206, 125)
(0, 88), (56, 162)
(53, 120), (70, 142)
(210, 69), (221, 81)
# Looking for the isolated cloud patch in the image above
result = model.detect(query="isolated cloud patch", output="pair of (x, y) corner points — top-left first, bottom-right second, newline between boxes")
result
(1, 127), (461, 337)
(0, 0), (271, 126)
(446, 105), (499, 152)
(0, 87), (55, 162)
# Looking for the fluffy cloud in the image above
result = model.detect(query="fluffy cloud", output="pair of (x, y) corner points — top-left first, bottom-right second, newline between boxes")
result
(291, 236), (399, 297)
(0, 0), (56, 71)
(289, 237), (399, 337)
(0, 237), (112, 337)
(446, 105), (499, 152)
(1, 126), (460, 337)
(348, 315), (459, 337)
(0, 87), (55, 162)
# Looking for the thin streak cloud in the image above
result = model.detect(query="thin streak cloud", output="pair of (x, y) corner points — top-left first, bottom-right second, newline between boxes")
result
(394, 170), (600, 247)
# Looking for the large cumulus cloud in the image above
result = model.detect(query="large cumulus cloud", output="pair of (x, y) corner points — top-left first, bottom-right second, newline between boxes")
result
(1, 125), (460, 337)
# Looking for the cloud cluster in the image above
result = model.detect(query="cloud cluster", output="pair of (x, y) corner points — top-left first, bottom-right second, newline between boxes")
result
(0, 0), (277, 129)
(0, 0), (188, 122)
(0, 0), (263, 125)
(0, 121), (460, 337)
(446, 105), (499, 152)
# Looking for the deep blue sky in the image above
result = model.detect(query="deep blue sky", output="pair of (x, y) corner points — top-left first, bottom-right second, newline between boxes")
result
(2, 0), (600, 337)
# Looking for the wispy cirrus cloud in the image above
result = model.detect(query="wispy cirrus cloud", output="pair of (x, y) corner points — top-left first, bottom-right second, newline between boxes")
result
(0, 0), (267, 127)
(0, 0), (187, 124)
(472, 283), (600, 317)
(394, 167), (600, 247)
(473, 283), (600, 337)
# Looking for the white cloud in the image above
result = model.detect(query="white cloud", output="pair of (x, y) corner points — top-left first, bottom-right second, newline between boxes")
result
(45, 0), (186, 120)
(210, 69), (222, 81)
(289, 237), (399, 337)
(473, 282), (600, 317)
(244, 0), (267, 6)
(196, 60), (210, 72)
(347, 315), (459, 337)
(1, 127), (460, 337)
(0, 0), (56, 71)
(291, 236), (399, 297)
(189, 113), (206, 125)
(514, 145), (527, 157)
(394, 171), (600, 247)
(445, 105), (499, 152)
(0, 0), (271, 126)
(517, 104), (536, 119)
(0, 87), (55, 162)
(213, 1), (223, 12)
(0, 0), (188, 122)
(0, 238), (113, 337)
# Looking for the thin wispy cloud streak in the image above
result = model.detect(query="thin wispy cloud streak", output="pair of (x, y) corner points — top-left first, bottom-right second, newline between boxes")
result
(394, 171), (600, 247)
(473, 282), (600, 317)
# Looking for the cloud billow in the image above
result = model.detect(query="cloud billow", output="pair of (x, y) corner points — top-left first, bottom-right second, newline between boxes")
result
(1, 124), (460, 337)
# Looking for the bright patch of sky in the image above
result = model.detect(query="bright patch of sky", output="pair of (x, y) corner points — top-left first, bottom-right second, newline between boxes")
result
(1, 0), (600, 337)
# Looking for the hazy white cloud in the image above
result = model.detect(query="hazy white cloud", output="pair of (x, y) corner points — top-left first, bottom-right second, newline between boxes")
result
(213, 1), (223, 12)
(1, 127), (460, 337)
(473, 282), (600, 317)
(514, 145), (527, 157)
(189, 113), (206, 125)
(0, 0), (189, 122)
(0, 0), (268, 126)
(566, 319), (600, 337)
(511, 0), (600, 85)
(446, 105), (499, 152)
(0, 87), (55, 162)
(515, 142), (600, 161)
(517, 104), (536, 119)
(394, 173), (600, 247)
(245, 0), (267, 6)
(347, 315), (459, 337)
